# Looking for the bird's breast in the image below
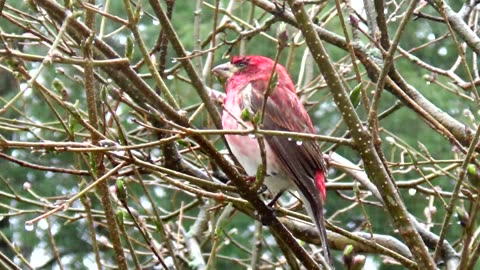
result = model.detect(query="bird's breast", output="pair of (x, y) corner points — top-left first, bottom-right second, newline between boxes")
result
(222, 90), (292, 193)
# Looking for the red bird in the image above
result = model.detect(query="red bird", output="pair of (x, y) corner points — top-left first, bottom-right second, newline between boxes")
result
(213, 55), (331, 264)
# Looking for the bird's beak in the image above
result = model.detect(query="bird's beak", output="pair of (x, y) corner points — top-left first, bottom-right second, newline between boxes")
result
(212, 62), (236, 80)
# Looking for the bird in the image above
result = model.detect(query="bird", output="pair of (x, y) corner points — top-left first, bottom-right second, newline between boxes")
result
(213, 55), (331, 265)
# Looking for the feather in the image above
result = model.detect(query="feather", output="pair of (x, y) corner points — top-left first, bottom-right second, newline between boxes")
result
(246, 77), (331, 263)
(217, 55), (332, 265)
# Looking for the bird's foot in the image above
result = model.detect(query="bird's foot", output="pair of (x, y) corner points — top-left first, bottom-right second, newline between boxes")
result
(244, 176), (268, 194)
(257, 199), (289, 226)
(257, 184), (268, 194)
(256, 204), (281, 226)
(267, 191), (284, 207)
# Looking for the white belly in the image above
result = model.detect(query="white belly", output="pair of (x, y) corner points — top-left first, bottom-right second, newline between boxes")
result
(222, 85), (292, 194)
(225, 134), (292, 194)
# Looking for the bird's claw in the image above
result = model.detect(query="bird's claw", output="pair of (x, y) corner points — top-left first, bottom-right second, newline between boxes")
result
(257, 184), (268, 194)
(256, 204), (281, 226)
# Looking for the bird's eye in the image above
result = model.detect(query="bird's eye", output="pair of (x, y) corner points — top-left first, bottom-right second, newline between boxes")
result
(232, 56), (249, 68)
(236, 62), (247, 68)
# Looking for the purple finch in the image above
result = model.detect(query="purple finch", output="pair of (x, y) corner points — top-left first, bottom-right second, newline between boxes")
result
(213, 55), (331, 264)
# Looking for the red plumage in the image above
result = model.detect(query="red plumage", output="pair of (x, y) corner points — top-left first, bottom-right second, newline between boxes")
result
(213, 55), (331, 265)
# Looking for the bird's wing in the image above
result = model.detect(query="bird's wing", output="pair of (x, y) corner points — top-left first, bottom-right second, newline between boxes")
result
(245, 78), (327, 194)
(242, 78), (331, 263)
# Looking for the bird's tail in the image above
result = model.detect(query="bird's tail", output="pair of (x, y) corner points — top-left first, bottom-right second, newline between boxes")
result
(298, 188), (332, 268)
(312, 201), (332, 267)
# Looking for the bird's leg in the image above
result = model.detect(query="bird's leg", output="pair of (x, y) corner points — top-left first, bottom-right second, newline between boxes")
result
(244, 176), (268, 194)
(257, 191), (286, 227)
(245, 175), (284, 207)
(257, 184), (268, 194)
(242, 176), (278, 226)
(267, 190), (284, 208)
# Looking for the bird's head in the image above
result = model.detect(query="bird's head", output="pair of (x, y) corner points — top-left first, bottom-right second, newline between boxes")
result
(212, 55), (279, 81)
(212, 55), (296, 94)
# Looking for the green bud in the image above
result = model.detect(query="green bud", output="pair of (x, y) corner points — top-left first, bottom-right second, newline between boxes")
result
(252, 112), (261, 125)
(467, 164), (480, 190)
(343, 244), (354, 266)
(52, 79), (65, 92)
(116, 208), (127, 226)
(241, 108), (252, 122)
(467, 164), (477, 176)
(455, 206), (469, 227)
(116, 179), (127, 203)
(68, 115), (76, 135)
(125, 37), (134, 59)
(255, 165), (264, 182)
(349, 83), (362, 108)
(177, 139), (189, 147)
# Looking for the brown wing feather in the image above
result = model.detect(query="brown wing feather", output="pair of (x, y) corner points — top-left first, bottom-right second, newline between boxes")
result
(246, 79), (331, 264)
(247, 80), (327, 188)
